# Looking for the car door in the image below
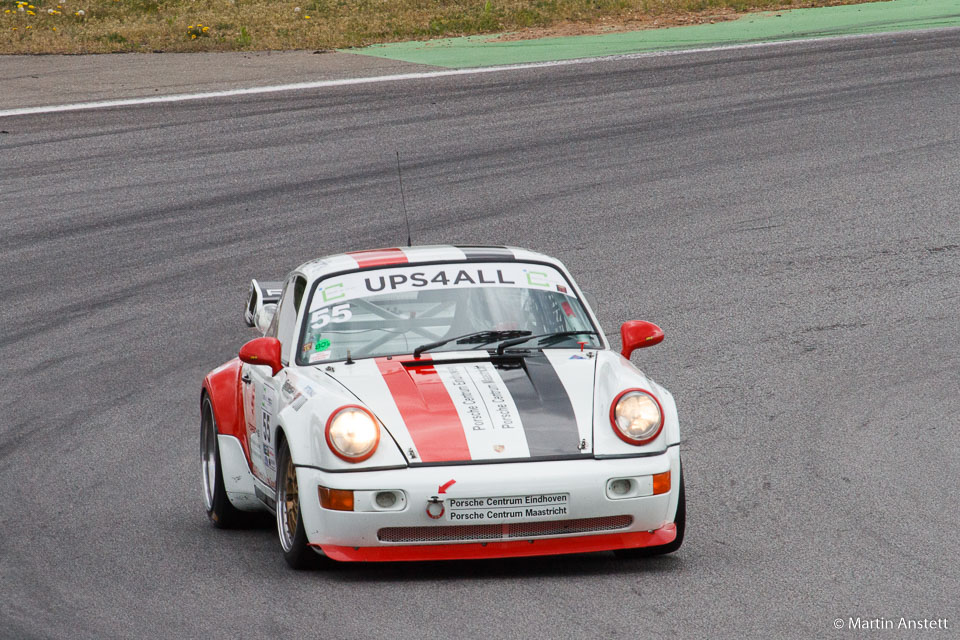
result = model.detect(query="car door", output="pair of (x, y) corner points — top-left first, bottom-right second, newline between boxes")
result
(242, 274), (307, 487)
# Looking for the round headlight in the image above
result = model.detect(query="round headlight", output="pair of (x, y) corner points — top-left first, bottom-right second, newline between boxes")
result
(610, 389), (663, 445)
(325, 405), (380, 462)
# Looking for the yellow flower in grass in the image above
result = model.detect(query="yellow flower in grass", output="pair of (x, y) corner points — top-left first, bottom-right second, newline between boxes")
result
(304, 15), (310, 19)
(27, 9), (35, 14)
(186, 23), (210, 39)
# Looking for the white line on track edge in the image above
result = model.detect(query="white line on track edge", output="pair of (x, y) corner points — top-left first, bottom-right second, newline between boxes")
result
(1, 26), (955, 118)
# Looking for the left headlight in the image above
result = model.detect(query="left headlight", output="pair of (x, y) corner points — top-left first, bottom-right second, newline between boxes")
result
(325, 405), (380, 462)
(610, 389), (663, 445)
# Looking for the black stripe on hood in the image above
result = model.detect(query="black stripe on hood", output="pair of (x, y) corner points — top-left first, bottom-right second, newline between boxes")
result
(496, 354), (582, 457)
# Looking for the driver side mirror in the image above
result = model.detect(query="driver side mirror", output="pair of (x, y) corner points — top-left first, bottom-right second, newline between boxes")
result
(620, 321), (664, 359)
(239, 337), (283, 376)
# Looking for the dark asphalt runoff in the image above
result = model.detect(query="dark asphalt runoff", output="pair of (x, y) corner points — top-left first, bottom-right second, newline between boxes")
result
(2, 29), (959, 640)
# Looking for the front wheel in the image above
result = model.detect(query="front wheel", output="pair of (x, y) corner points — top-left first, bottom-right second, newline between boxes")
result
(276, 439), (318, 569)
(201, 396), (245, 528)
(615, 468), (685, 558)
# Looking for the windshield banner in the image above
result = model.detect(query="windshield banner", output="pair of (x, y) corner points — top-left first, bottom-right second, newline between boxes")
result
(310, 262), (575, 310)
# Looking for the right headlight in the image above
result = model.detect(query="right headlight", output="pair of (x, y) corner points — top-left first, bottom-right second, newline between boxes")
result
(325, 405), (380, 462)
(610, 389), (663, 445)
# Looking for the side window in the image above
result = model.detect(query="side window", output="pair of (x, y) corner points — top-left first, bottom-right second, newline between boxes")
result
(267, 275), (307, 362)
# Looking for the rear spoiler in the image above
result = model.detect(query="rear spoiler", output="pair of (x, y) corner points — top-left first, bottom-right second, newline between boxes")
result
(244, 279), (283, 327)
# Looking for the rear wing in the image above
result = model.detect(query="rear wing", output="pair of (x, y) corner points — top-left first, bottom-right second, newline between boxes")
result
(244, 279), (283, 327)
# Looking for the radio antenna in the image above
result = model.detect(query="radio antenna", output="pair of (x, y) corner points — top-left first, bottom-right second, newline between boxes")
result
(396, 151), (412, 247)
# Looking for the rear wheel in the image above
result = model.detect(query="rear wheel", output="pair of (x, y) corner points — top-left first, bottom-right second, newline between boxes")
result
(276, 438), (317, 569)
(201, 396), (244, 528)
(615, 468), (685, 558)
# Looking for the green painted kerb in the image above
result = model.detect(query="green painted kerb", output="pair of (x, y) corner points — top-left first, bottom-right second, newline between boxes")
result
(343, 0), (960, 69)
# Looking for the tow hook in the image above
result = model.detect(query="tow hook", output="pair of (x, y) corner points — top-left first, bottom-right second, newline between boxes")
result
(426, 495), (445, 520)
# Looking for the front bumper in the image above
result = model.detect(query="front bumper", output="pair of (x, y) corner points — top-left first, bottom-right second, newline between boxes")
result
(297, 447), (681, 562)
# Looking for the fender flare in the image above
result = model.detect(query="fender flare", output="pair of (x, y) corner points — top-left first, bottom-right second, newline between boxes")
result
(654, 383), (681, 447)
(201, 358), (251, 464)
(273, 408), (313, 469)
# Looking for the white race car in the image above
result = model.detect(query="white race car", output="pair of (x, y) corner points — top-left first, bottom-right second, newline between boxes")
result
(201, 246), (684, 567)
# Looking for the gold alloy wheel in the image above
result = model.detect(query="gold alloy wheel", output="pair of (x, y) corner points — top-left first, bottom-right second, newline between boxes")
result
(282, 453), (299, 546)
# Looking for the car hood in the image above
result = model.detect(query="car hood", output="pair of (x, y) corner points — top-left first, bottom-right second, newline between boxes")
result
(320, 351), (598, 464)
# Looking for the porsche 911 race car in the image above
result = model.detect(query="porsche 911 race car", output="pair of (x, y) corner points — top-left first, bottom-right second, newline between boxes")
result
(201, 246), (684, 568)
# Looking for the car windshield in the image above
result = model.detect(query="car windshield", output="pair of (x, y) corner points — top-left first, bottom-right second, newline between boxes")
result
(297, 261), (599, 364)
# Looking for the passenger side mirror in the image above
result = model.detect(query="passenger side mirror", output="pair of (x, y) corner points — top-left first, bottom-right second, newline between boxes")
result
(239, 337), (283, 376)
(620, 321), (664, 359)
(254, 303), (277, 334)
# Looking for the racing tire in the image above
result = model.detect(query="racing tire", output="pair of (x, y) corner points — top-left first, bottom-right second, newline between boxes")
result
(201, 396), (245, 529)
(276, 438), (319, 570)
(615, 468), (685, 559)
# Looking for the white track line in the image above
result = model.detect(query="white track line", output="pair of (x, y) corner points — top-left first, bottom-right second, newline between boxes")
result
(0, 26), (953, 118)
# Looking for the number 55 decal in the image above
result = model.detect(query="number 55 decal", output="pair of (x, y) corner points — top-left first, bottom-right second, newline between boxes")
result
(313, 303), (353, 329)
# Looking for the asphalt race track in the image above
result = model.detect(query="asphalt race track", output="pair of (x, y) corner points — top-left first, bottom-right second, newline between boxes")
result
(2, 29), (959, 639)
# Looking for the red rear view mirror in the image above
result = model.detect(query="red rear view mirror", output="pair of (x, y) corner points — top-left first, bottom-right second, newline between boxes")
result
(620, 321), (664, 359)
(239, 337), (283, 375)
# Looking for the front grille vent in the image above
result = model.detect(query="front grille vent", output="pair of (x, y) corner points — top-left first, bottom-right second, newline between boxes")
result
(378, 515), (633, 543)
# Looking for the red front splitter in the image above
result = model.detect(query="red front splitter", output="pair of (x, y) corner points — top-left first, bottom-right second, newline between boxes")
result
(315, 524), (676, 562)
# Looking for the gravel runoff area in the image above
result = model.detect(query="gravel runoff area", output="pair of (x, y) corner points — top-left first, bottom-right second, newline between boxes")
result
(0, 50), (436, 110)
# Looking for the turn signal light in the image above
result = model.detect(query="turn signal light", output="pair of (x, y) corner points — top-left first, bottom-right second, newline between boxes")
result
(318, 487), (354, 511)
(652, 471), (671, 495)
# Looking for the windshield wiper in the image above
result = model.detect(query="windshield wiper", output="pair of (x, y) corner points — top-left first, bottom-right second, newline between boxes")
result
(494, 330), (600, 355)
(413, 330), (531, 359)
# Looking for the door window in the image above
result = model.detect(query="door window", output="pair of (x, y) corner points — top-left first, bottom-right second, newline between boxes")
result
(267, 275), (307, 364)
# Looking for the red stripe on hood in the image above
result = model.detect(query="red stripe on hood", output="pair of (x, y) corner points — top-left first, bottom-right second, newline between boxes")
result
(375, 357), (471, 462)
(348, 248), (408, 268)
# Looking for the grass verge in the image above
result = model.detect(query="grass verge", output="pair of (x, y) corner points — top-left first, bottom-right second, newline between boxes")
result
(1, 0), (879, 54)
